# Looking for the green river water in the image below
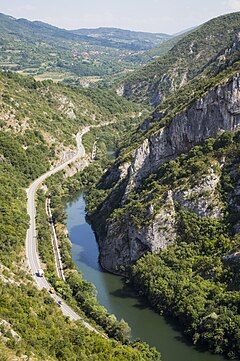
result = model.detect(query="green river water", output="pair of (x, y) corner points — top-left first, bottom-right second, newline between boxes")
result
(66, 194), (227, 361)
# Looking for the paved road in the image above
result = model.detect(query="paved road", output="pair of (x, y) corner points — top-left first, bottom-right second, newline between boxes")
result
(46, 196), (65, 281)
(25, 126), (98, 328)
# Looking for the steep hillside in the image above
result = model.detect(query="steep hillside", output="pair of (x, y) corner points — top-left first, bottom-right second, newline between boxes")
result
(0, 71), (161, 360)
(117, 12), (240, 106)
(133, 30), (194, 64)
(86, 58), (240, 357)
(0, 70), (141, 267)
(89, 62), (240, 270)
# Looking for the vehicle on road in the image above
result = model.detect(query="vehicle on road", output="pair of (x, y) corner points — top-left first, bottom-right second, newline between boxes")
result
(57, 300), (62, 307)
(49, 287), (55, 294)
(36, 268), (44, 277)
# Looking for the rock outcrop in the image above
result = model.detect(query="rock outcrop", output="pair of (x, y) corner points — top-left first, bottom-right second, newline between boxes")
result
(99, 191), (177, 274)
(117, 17), (240, 107)
(173, 166), (223, 219)
(93, 74), (240, 274)
(124, 75), (240, 196)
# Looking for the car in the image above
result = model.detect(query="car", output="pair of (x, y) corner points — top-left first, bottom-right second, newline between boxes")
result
(49, 287), (55, 294)
(36, 269), (44, 277)
(57, 300), (62, 307)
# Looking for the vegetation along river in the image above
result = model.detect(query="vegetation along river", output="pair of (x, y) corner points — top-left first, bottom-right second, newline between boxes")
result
(66, 193), (227, 361)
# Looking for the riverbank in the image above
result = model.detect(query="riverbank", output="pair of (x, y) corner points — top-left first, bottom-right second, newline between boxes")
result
(33, 120), (161, 358)
(36, 150), (140, 344)
(37, 121), (229, 360)
(66, 193), (227, 361)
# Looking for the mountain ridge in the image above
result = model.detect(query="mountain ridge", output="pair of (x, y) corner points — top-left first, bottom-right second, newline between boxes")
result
(73, 26), (171, 48)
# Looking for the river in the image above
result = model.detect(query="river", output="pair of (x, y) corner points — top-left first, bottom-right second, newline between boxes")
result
(66, 194), (226, 361)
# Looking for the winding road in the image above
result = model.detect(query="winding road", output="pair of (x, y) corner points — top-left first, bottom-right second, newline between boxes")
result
(25, 125), (97, 329)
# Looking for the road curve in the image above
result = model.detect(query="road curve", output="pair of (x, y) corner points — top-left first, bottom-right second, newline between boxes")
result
(25, 126), (97, 328)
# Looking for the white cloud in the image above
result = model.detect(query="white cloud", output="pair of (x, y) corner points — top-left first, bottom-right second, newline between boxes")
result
(227, 0), (240, 11)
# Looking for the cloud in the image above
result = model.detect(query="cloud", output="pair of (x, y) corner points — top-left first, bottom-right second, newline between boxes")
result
(227, 0), (240, 11)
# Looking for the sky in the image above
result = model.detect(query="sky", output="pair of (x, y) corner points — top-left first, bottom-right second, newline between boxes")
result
(1, 0), (240, 34)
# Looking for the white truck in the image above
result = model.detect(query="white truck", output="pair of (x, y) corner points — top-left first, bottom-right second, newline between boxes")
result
(37, 268), (44, 277)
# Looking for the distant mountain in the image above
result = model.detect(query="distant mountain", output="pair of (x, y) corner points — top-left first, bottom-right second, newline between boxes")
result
(0, 14), (161, 50)
(73, 27), (171, 50)
(0, 13), (171, 81)
(116, 12), (240, 106)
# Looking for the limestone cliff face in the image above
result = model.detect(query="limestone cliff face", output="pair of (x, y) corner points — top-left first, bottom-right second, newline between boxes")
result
(93, 74), (240, 274)
(173, 166), (224, 219)
(117, 79), (165, 107)
(124, 75), (240, 196)
(98, 191), (177, 274)
(98, 167), (224, 274)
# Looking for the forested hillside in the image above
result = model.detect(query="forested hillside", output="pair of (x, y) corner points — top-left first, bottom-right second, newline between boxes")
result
(0, 71), (140, 263)
(0, 71), (161, 360)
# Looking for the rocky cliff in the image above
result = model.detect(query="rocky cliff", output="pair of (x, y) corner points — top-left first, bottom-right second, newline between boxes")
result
(117, 12), (240, 107)
(92, 73), (240, 274)
(123, 75), (240, 196)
